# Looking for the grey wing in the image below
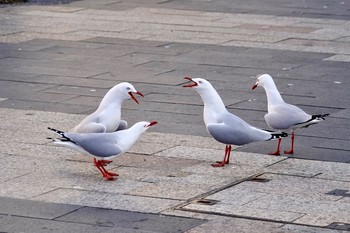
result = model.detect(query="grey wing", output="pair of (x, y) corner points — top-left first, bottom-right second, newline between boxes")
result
(116, 120), (128, 131)
(265, 103), (311, 130)
(64, 133), (122, 157)
(70, 111), (107, 133)
(207, 121), (272, 146)
(72, 122), (107, 133)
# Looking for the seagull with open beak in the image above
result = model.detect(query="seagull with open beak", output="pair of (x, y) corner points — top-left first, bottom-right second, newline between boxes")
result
(71, 82), (144, 133)
(183, 77), (287, 167)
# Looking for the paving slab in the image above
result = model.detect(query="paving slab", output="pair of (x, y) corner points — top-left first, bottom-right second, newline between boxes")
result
(32, 189), (182, 213)
(56, 207), (207, 232)
(182, 172), (350, 227)
(0, 197), (82, 219)
(0, 0), (350, 232)
(0, 215), (110, 233)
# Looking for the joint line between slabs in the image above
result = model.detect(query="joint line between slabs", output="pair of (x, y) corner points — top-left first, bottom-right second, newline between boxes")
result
(177, 208), (336, 231)
(173, 171), (264, 210)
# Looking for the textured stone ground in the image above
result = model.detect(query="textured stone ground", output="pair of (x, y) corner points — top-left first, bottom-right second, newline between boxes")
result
(0, 0), (349, 232)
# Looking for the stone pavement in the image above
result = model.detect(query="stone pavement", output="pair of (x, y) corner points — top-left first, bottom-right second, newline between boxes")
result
(0, 0), (350, 232)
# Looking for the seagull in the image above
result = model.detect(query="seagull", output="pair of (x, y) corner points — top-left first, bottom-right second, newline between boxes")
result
(183, 77), (287, 167)
(252, 74), (329, 155)
(48, 121), (158, 180)
(71, 82), (144, 133)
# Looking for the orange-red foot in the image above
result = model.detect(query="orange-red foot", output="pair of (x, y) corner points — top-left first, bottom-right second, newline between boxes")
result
(104, 174), (116, 181)
(284, 149), (294, 154)
(268, 151), (280, 156)
(216, 160), (229, 164)
(211, 161), (226, 167)
(105, 171), (119, 176)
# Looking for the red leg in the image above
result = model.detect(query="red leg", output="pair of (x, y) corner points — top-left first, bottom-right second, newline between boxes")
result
(93, 158), (115, 180)
(212, 145), (231, 167)
(224, 145), (232, 164)
(99, 160), (113, 166)
(269, 138), (281, 156)
(284, 132), (294, 154)
(98, 160), (119, 177)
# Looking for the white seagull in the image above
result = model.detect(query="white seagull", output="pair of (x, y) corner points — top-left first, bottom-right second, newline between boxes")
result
(183, 77), (287, 167)
(71, 82), (144, 133)
(252, 74), (329, 155)
(48, 121), (158, 180)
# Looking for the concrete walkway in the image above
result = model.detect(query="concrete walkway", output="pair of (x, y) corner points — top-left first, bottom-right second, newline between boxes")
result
(0, 0), (349, 232)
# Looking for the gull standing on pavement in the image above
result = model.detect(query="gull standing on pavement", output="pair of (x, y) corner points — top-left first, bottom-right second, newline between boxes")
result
(252, 74), (329, 155)
(71, 82), (144, 133)
(183, 77), (287, 167)
(48, 121), (158, 180)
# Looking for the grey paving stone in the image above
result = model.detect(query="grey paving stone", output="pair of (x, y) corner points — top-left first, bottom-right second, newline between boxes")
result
(0, 197), (82, 219)
(265, 158), (350, 181)
(0, 80), (56, 99)
(60, 95), (102, 107)
(280, 224), (347, 233)
(0, 71), (38, 81)
(0, 99), (94, 114)
(91, 69), (182, 86)
(33, 188), (182, 213)
(42, 85), (108, 97)
(83, 37), (169, 47)
(185, 215), (343, 233)
(0, 214), (110, 233)
(16, 91), (78, 103)
(104, 228), (158, 233)
(0, 42), (52, 52)
(160, 49), (301, 70)
(237, 137), (350, 163)
(103, 43), (193, 56)
(27, 75), (119, 89)
(56, 207), (207, 233)
(27, 38), (108, 49)
(331, 109), (350, 119)
(40, 45), (134, 58)
(0, 1), (349, 232)
(10, 65), (105, 78)
(184, 172), (350, 227)
(113, 153), (201, 170)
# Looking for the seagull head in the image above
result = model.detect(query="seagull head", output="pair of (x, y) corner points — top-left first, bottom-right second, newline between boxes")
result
(118, 82), (144, 104)
(183, 77), (212, 91)
(146, 121), (158, 127)
(252, 74), (273, 90)
(132, 121), (158, 133)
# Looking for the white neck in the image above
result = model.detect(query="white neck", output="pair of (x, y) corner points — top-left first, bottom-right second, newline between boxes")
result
(118, 126), (144, 152)
(197, 87), (226, 111)
(98, 88), (125, 110)
(195, 86), (227, 125)
(262, 80), (285, 110)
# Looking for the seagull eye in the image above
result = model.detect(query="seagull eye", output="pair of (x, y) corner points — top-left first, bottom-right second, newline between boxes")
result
(199, 81), (202, 84)
(127, 87), (131, 90)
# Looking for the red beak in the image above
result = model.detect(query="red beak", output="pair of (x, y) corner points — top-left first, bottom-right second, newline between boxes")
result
(183, 77), (198, 87)
(147, 121), (158, 127)
(252, 84), (258, 90)
(129, 91), (144, 104)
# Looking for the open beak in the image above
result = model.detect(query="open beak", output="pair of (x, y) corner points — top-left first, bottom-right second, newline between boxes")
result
(147, 121), (158, 127)
(129, 91), (144, 104)
(252, 82), (258, 90)
(183, 77), (198, 87)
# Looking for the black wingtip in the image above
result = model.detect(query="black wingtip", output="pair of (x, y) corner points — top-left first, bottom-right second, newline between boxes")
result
(47, 127), (65, 136)
(47, 127), (77, 144)
(311, 113), (330, 120)
(270, 132), (288, 140)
